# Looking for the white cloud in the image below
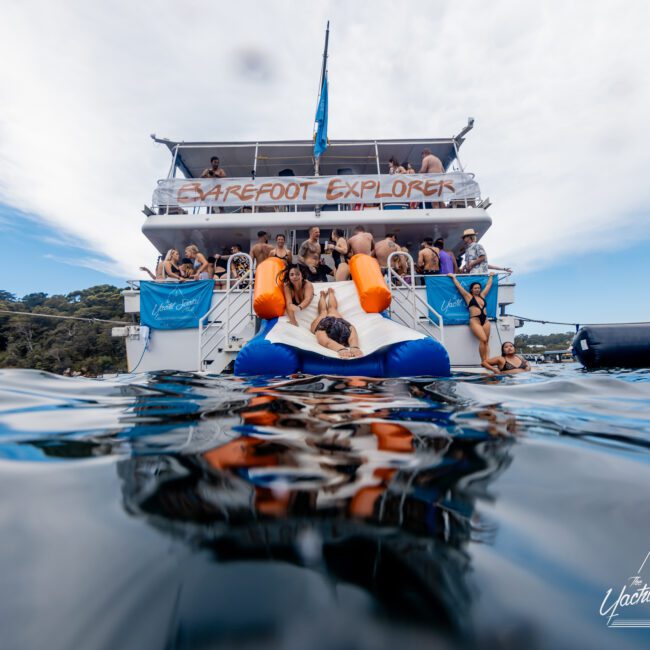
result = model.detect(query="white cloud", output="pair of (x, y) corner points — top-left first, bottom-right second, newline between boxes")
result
(0, 0), (649, 278)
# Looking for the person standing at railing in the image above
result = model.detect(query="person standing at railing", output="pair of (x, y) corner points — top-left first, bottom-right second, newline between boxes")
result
(324, 229), (350, 281)
(417, 238), (440, 280)
(200, 156), (227, 179)
(297, 226), (322, 274)
(184, 245), (210, 280)
(229, 244), (250, 289)
(269, 234), (292, 263)
(200, 157), (227, 214)
(250, 231), (273, 268)
(162, 249), (187, 282)
(375, 233), (400, 274)
(347, 226), (374, 257)
(434, 238), (458, 274)
(394, 247), (411, 283)
(388, 157), (405, 174)
(461, 229), (488, 275)
(419, 149), (445, 208)
(419, 149), (444, 174)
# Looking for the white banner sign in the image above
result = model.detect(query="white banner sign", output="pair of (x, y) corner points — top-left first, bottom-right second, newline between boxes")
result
(153, 172), (479, 207)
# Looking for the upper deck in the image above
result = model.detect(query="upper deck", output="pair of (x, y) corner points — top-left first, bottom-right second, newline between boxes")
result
(143, 124), (492, 255)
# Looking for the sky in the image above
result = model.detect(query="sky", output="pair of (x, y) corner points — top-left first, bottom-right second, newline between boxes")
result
(1, 0), (649, 333)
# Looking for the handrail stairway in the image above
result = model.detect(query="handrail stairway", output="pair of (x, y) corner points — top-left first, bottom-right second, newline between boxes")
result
(385, 251), (445, 344)
(197, 253), (254, 371)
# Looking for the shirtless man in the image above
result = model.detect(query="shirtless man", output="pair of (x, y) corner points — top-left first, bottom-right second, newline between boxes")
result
(419, 149), (445, 209)
(419, 149), (444, 174)
(374, 233), (400, 271)
(347, 226), (375, 257)
(417, 237), (440, 278)
(250, 231), (272, 267)
(297, 226), (321, 272)
(200, 156), (226, 178)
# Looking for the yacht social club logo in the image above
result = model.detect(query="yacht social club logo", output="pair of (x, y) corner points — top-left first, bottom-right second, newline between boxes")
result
(151, 287), (201, 321)
(600, 551), (650, 627)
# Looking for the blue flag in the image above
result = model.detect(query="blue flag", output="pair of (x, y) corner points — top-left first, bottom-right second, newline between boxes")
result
(424, 275), (498, 325)
(140, 281), (214, 330)
(314, 72), (328, 159)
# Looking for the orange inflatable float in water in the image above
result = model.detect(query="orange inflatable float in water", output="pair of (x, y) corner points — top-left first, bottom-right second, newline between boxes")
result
(349, 254), (391, 313)
(253, 257), (286, 319)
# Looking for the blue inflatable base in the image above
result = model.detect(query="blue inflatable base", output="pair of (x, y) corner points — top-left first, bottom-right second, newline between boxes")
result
(234, 319), (451, 377)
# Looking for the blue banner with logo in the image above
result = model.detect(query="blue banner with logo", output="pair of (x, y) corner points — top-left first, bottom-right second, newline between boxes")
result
(140, 281), (214, 329)
(425, 275), (498, 325)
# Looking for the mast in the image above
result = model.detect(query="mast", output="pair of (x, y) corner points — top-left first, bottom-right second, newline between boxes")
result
(313, 21), (330, 177)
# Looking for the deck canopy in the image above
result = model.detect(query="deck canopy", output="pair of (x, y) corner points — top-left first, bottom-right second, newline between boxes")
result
(152, 136), (467, 179)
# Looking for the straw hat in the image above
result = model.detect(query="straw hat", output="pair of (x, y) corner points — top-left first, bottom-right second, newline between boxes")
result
(462, 228), (477, 237)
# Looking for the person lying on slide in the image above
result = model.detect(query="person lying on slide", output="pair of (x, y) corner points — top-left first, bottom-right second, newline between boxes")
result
(310, 288), (363, 359)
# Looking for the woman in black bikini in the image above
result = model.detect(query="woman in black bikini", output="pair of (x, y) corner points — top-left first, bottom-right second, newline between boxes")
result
(325, 229), (350, 281)
(310, 288), (362, 359)
(483, 342), (531, 374)
(209, 247), (230, 289)
(281, 263), (314, 326)
(448, 272), (495, 361)
(269, 233), (292, 263)
(161, 249), (187, 281)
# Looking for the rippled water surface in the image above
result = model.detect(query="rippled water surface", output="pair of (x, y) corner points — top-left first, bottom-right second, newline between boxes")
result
(1, 364), (650, 649)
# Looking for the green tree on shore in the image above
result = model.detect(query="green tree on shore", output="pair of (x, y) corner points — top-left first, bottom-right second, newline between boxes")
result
(0, 285), (128, 375)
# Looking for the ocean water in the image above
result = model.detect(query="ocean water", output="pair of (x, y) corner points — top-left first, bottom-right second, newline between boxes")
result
(1, 364), (649, 650)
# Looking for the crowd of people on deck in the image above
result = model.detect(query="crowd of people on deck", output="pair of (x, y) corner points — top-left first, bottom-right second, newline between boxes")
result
(139, 226), (523, 370)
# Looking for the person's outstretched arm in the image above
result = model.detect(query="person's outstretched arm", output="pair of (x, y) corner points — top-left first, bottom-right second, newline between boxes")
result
(315, 331), (354, 358)
(481, 273), (495, 298)
(447, 274), (471, 301)
(482, 355), (502, 374)
(347, 326), (362, 358)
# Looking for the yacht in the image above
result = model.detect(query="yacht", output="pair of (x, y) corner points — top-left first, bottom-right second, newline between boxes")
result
(112, 122), (518, 374)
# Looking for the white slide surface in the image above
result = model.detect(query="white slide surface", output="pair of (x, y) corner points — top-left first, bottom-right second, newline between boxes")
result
(265, 280), (425, 359)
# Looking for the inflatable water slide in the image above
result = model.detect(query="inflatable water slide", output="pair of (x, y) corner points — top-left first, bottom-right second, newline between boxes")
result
(235, 254), (450, 377)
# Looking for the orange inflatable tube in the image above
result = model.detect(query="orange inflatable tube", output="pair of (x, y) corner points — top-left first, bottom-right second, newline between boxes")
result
(253, 257), (286, 319)
(370, 422), (413, 452)
(349, 254), (391, 313)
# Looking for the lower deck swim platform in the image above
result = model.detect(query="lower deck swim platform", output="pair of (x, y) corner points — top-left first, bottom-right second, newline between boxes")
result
(235, 280), (450, 377)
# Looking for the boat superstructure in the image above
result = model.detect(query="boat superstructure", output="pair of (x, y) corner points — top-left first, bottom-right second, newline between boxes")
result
(113, 122), (519, 374)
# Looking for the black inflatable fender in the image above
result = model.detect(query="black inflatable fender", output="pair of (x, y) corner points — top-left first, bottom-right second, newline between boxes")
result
(573, 323), (650, 369)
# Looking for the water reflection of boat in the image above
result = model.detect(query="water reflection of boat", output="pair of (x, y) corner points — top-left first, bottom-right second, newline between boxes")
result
(115, 376), (516, 642)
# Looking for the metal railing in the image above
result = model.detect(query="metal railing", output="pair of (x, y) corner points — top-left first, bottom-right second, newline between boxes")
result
(197, 253), (254, 371)
(385, 251), (444, 344)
